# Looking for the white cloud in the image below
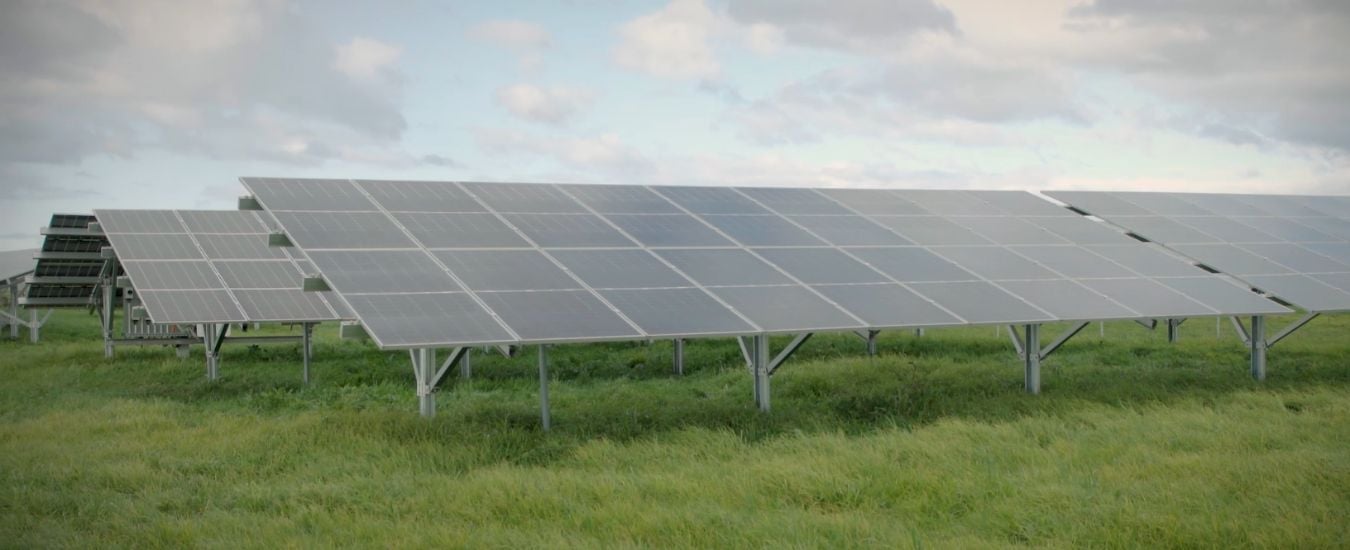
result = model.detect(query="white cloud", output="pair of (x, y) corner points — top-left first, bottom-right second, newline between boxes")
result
(468, 19), (550, 68)
(744, 23), (784, 54)
(494, 84), (593, 126)
(333, 37), (402, 82)
(614, 0), (721, 79)
(0, 0), (419, 166)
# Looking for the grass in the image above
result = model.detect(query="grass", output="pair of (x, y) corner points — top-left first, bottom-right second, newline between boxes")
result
(1, 310), (1348, 548)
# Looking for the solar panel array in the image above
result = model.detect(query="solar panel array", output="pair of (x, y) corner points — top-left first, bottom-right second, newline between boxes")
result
(22, 214), (107, 306)
(1047, 191), (1350, 312)
(95, 209), (348, 324)
(243, 178), (1289, 350)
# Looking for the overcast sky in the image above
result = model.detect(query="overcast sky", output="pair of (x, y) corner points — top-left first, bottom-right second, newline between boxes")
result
(2, 0), (1348, 249)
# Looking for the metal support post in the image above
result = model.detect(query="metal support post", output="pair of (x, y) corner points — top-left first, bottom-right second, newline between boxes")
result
(914, 328), (924, 337)
(538, 345), (551, 431)
(1166, 318), (1180, 343)
(460, 348), (472, 379)
(7, 285), (16, 339)
(102, 276), (115, 358)
(673, 338), (684, 375)
(415, 348), (436, 417)
(1024, 324), (1041, 395)
(204, 324), (217, 380)
(1250, 316), (1266, 381)
(753, 334), (770, 412)
(301, 323), (313, 385)
(865, 330), (878, 356)
(29, 308), (39, 343)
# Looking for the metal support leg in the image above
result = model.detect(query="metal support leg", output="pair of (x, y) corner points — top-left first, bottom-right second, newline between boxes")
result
(459, 348), (472, 379)
(301, 323), (313, 385)
(1024, 324), (1041, 395)
(538, 345), (551, 431)
(914, 328), (924, 337)
(1250, 316), (1266, 381)
(866, 330), (878, 356)
(1167, 318), (1180, 343)
(673, 338), (684, 375)
(753, 335), (770, 412)
(7, 285), (17, 339)
(102, 277), (115, 359)
(29, 308), (38, 344)
(204, 324), (218, 380)
(416, 348), (436, 417)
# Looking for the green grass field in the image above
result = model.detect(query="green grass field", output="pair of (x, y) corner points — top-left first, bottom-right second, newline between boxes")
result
(1, 310), (1347, 548)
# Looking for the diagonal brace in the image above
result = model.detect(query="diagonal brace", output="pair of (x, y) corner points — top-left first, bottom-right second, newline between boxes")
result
(1229, 316), (1251, 345)
(1266, 312), (1318, 349)
(432, 347), (468, 391)
(767, 333), (813, 375)
(1006, 325), (1024, 358)
(1039, 321), (1090, 361)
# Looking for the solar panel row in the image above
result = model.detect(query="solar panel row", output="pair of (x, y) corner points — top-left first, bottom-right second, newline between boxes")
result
(242, 178), (1290, 349)
(95, 209), (349, 324)
(1047, 191), (1350, 312)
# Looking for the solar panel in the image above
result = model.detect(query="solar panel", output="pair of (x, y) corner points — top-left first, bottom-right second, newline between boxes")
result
(1049, 191), (1350, 311)
(243, 179), (1292, 349)
(95, 209), (345, 324)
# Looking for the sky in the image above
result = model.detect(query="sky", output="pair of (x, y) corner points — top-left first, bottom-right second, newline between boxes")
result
(2, 0), (1348, 249)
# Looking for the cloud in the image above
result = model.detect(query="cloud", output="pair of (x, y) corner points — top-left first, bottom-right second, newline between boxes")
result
(0, 0), (410, 167)
(467, 20), (550, 68)
(476, 128), (654, 176)
(725, 0), (957, 52)
(333, 37), (402, 82)
(494, 84), (593, 126)
(614, 0), (721, 79)
(1063, 0), (1350, 152)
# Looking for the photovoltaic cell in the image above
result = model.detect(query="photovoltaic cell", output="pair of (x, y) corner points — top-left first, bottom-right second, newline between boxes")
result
(786, 215), (912, 246)
(654, 248), (794, 286)
(460, 182), (587, 213)
(179, 211), (267, 234)
(111, 235), (205, 260)
(432, 250), (580, 292)
(906, 281), (1052, 324)
(547, 249), (691, 289)
(1170, 244), (1294, 275)
(561, 184), (681, 214)
(243, 177), (376, 211)
(477, 290), (641, 341)
(811, 284), (961, 328)
(846, 247), (977, 282)
(357, 179), (485, 212)
(1010, 246), (1136, 279)
(1023, 216), (1135, 245)
(816, 188), (926, 215)
(120, 261), (222, 290)
(1153, 277), (1288, 315)
(213, 260), (304, 289)
(1077, 278), (1216, 318)
(997, 279), (1137, 320)
(1242, 275), (1350, 310)
(708, 285), (863, 332)
(736, 187), (853, 215)
(394, 212), (530, 249)
(343, 293), (515, 347)
(700, 215), (826, 246)
(953, 217), (1069, 245)
(195, 234), (287, 260)
(869, 216), (993, 245)
(137, 290), (245, 323)
(233, 289), (333, 321)
(501, 213), (637, 247)
(271, 211), (416, 249)
(96, 210), (186, 234)
(604, 214), (734, 247)
(308, 250), (461, 293)
(651, 186), (769, 214)
(930, 246), (1061, 280)
(752, 247), (889, 284)
(598, 288), (755, 336)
